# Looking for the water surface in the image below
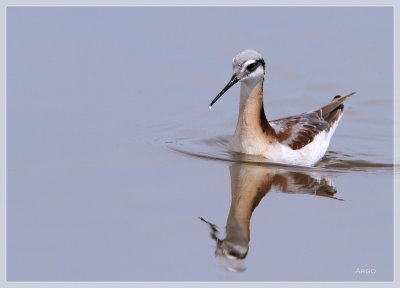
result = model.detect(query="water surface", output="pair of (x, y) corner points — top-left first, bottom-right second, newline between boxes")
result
(7, 7), (394, 281)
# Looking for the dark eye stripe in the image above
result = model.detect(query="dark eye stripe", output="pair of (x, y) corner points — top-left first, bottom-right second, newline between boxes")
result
(247, 62), (257, 71)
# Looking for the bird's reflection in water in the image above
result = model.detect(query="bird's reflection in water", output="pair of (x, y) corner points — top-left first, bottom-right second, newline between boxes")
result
(200, 162), (341, 272)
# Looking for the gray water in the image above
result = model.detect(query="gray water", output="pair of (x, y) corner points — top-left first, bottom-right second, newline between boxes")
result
(7, 7), (394, 281)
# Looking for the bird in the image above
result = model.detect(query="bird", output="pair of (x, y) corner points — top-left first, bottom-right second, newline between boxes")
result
(209, 49), (355, 167)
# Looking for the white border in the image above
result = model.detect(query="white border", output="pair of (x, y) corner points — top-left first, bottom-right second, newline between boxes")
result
(1, 1), (398, 288)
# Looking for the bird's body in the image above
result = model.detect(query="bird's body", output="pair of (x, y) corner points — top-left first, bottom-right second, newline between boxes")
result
(209, 49), (354, 167)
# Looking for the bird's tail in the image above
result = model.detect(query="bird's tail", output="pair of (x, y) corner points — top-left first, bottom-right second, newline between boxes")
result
(317, 92), (355, 127)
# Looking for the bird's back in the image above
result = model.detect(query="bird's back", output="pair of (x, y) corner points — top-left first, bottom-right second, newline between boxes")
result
(270, 92), (355, 151)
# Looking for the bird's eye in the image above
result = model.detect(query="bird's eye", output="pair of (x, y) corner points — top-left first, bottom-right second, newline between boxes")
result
(247, 62), (257, 71)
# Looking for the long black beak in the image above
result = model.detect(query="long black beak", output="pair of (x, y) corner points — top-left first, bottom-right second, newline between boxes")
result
(209, 74), (239, 109)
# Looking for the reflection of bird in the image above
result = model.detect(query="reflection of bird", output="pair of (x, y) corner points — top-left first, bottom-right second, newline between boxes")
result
(200, 163), (340, 272)
(209, 49), (354, 166)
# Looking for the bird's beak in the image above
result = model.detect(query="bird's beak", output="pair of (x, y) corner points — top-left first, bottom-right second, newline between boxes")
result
(209, 74), (239, 109)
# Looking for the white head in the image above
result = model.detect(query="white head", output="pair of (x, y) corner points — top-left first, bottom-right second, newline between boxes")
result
(209, 49), (266, 108)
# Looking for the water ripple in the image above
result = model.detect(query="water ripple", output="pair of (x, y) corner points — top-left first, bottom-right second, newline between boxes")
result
(165, 136), (394, 173)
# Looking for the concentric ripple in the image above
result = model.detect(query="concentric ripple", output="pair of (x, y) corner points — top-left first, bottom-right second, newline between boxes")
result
(165, 135), (394, 173)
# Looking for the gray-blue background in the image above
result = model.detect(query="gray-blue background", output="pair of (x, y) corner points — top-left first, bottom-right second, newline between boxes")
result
(7, 7), (393, 281)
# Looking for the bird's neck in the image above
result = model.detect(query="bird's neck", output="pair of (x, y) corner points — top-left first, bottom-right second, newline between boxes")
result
(235, 77), (275, 138)
(222, 164), (274, 257)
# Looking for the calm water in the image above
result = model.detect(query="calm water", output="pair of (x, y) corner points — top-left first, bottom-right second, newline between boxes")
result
(7, 7), (394, 281)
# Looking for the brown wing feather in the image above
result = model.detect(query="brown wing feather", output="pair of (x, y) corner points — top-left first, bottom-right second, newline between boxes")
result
(270, 92), (355, 150)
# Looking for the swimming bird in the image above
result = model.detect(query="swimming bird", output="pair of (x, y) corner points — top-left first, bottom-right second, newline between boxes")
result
(209, 49), (354, 167)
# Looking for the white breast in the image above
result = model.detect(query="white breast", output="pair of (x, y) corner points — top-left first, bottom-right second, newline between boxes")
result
(229, 118), (341, 167)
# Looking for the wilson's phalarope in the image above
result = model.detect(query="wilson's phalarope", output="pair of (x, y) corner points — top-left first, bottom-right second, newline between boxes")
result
(200, 162), (339, 270)
(209, 49), (355, 167)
